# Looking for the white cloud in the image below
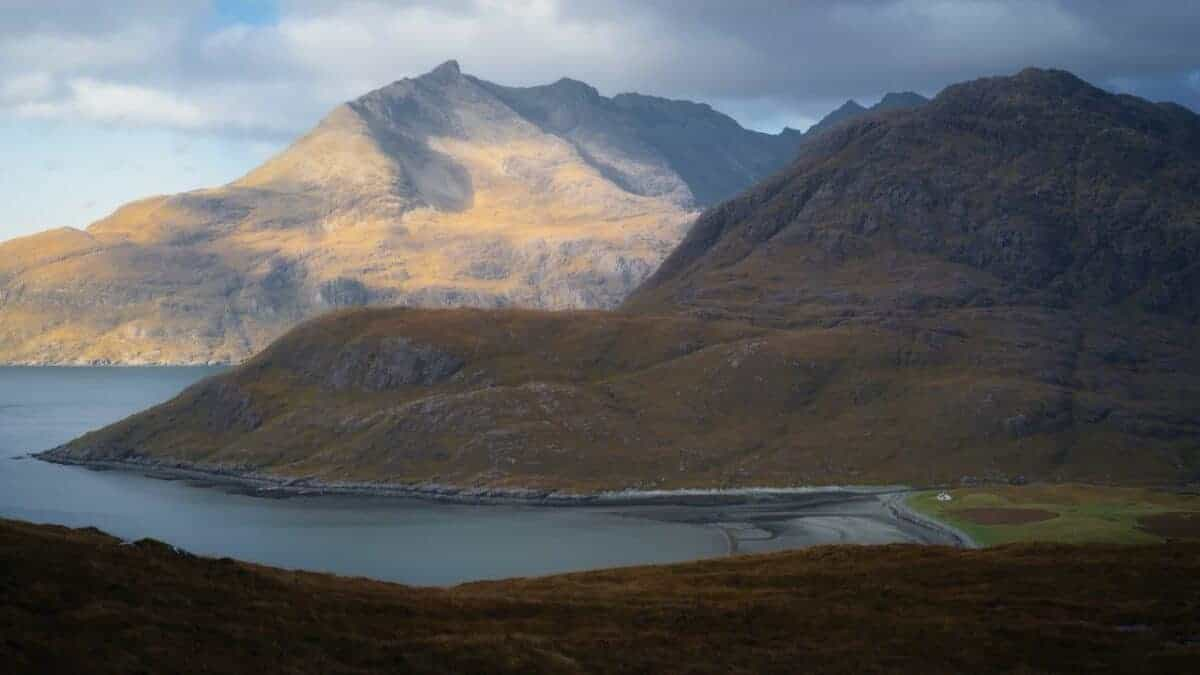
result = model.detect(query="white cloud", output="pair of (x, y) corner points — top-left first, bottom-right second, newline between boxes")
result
(16, 79), (209, 128)
(259, 1), (639, 93)
(11, 76), (311, 135)
(827, 0), (1092, 80)
(0, 72), (54, 103)
(0, 23), (181, 74)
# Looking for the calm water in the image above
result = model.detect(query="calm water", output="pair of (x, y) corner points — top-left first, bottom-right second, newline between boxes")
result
(0, 367), (727, 585)
(1, 367), (947, 585)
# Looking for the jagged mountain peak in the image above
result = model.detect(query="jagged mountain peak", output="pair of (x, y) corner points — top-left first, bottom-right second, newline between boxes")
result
(0, 62), (804, 365)
(803, 100), (867, 137)
(547, 77), (602, 99)
(805, 92), (928, 138)
(426, 59), (462, 80)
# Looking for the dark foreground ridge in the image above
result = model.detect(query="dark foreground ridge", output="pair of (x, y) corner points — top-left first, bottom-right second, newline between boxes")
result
(1, 518), (1197, 673)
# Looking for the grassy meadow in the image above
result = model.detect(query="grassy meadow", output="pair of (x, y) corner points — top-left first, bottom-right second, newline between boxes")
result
(908, 484), (1200, 546)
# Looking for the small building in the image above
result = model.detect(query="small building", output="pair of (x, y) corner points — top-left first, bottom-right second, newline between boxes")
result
(936, 492), (953, 502)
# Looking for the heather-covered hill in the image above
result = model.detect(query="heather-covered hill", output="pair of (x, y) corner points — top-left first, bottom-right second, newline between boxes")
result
(630, 68), (1200, 319)
(3, 518), (1198, 673)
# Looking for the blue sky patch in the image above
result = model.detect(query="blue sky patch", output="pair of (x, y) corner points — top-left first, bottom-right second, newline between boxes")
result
(212, 0), (279, 28)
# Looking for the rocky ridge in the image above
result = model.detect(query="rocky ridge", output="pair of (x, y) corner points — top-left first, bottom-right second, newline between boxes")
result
(802, 91), (929, 138)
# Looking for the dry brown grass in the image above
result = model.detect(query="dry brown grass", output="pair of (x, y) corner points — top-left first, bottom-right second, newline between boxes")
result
(953, 508), (1059, 525)
(2, 518), (1198, 674)
(1138, 512), (1200, 539)
(50, 305), (1198, 489)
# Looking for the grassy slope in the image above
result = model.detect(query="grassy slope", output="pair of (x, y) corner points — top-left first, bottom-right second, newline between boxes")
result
(3, 518), (1199, 674)
(907, 485), (1200, 545)
(624, 68), (1200, 489)
(48, 306), (1195, 490)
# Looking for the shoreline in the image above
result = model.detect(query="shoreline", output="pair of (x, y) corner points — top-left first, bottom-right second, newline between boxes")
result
(33, 453), (976, 550)
(882, 492), (979, 549)
(35, 451), (909, 508)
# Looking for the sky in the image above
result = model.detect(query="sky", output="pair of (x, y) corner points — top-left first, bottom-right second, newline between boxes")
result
(2, 0), (1199, 242)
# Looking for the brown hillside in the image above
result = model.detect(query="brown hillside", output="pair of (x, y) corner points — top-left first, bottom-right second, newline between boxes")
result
(3, 518), (1198, 674)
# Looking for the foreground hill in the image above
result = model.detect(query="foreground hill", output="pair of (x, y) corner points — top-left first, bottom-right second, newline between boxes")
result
(0, 61), (802, 365)
(44, 68), (1200, 488)
(2, 518), (1197, 673)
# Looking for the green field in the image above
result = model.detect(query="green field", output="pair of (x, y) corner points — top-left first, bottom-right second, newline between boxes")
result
(908, 484), (1200, 546)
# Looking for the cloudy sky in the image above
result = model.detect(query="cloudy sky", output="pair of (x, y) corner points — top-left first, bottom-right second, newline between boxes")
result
(3, 0), (1199, 242)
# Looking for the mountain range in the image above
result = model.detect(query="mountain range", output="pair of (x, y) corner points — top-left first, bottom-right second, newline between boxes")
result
(45, 68), (1200, 489)
(1, 61), (829, 365)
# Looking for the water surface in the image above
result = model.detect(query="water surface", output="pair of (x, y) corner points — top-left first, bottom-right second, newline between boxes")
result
(0, 366), (945, 585)
(0, 367), (729, 584)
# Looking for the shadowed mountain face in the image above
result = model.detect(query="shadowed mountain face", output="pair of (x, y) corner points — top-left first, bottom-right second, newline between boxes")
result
(0, 61), (801, 365)
(624, 67), (1200, 483)
(475, 76), (805, 207)
(44, 68), (1200, 488)
(802, 91), (929, 138)
(630, 68), (1200, 320)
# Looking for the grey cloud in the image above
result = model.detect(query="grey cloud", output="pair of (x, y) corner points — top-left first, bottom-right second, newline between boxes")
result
(0, 1), (205, 34)
(557, 0), (1200, 114)
(0, 0), (1197, 138)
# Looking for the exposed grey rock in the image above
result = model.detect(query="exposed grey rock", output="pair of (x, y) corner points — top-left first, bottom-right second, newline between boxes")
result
(320, 278), (370, 308)
(326, 337), (465, 391)
(194, 382), (262, 433)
